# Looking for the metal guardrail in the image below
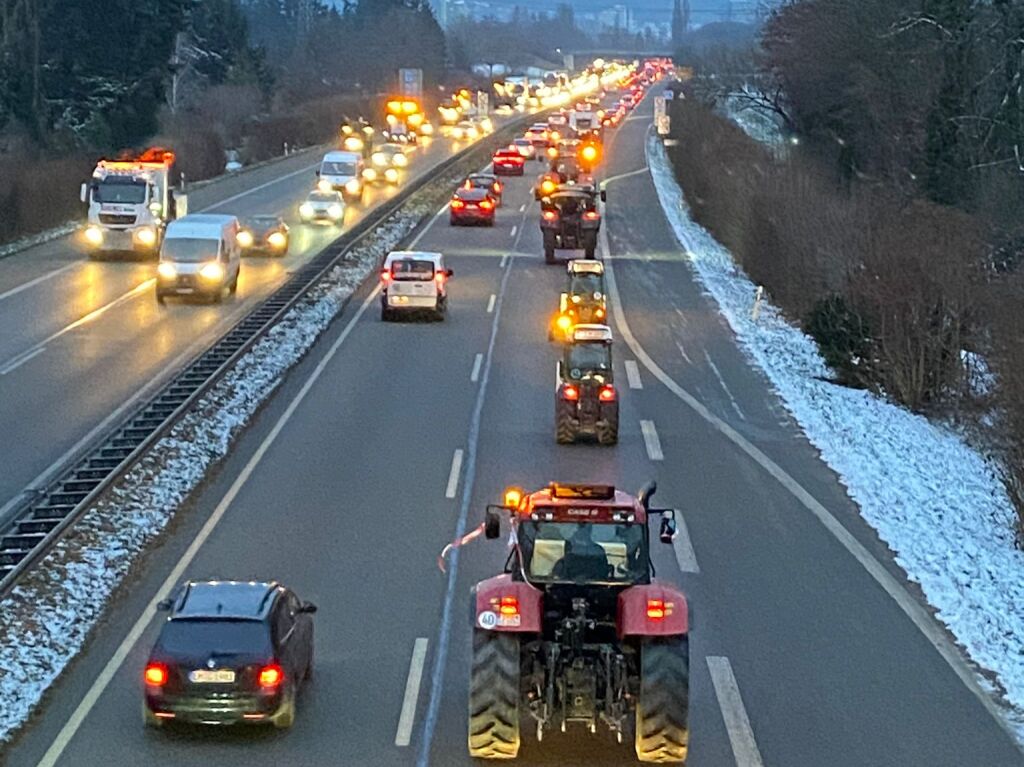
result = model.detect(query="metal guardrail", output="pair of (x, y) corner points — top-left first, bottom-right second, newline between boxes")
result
(0, 110), (546, 596)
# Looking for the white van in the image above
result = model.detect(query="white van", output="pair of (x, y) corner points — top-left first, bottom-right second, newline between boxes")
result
(317, 150), (365, 203)
(379, 251), (453, 321)
(156, 214), (241, 304)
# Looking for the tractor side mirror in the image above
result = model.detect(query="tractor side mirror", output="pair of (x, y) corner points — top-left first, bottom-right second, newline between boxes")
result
(659, 510), (677, 544)
(637, 481), (657, 509)
(600, 189), (607, 202)
(484, 508), (501, 539)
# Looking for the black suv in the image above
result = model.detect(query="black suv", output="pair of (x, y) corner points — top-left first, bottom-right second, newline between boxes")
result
(143, 580), (316, 729)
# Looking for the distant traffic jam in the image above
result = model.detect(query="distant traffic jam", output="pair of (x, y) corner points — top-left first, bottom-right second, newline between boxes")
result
(76, 56), (685, 762)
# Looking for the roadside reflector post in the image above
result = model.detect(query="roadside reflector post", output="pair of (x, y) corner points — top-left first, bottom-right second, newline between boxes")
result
(751, 285), (764, 321)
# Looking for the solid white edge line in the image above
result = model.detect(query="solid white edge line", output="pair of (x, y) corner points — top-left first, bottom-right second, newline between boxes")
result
(470, 353), (483, 383)
(445, 449), (464, 499)
(486, 294), (496, 313)
(599, 129), (1021, 746)
(624, 359), (643, 390)
(640, 419), (664, 462)
(707, 656), (766, 767)
(0, 263), (78, 304)
(394, 637), (429, 747)
(672, 514), (699, 574)
(35, 285), (382, 767)
(0, 346), (46, 376)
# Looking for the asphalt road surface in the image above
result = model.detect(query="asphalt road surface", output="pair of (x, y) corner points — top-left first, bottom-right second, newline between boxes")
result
(4, 96), (1023, 767)
(0, 121), (521, 527)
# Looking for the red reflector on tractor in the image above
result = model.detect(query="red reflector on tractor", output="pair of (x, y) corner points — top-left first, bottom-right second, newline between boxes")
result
(647, 599), (666, 620)
(258, 664), (284, 688)
(144, 663), (168, 687)
(499, 596), (519, 616)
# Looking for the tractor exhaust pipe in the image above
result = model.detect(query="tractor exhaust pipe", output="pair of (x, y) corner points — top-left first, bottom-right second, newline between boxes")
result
(637, 481), (657, 509)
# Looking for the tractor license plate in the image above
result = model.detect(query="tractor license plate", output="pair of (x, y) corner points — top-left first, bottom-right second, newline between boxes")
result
(189, 669), (235, 684)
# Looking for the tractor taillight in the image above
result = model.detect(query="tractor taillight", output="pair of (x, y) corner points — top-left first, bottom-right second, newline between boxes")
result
(562, 385), (579, 401)
(599, 385), (616, 402)
(595, 307), (606, 319)
(259, 663), (284, 688)
(584, 210), (600, 220)
(499, 596), (519, 617)
(144, 663), (168, 687)
(543, 210), (558, 221)
(646, 599), (666, 620)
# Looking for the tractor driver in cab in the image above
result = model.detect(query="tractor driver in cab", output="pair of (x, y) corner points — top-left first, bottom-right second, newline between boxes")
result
(553, 524), (612, 581)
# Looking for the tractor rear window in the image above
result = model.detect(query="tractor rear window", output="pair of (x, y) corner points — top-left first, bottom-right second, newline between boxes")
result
(519, 522), (646, 584)
(569, 274), (603, 297)
(565, 344), (611, 378)
(391, 259), (434, 280)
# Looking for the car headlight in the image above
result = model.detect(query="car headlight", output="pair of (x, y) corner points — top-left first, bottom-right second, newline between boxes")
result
(571, 295), (581, 303)
(363, 168), (378, 182)
(328, 204), (344, 220)
(345, 179), (362, 194)
(393, 153), (408, 167)
(343, 137), (364, 152)
(84, 226), (103, 245)
(148, 202), (162, 216)
(384, 168), (399, 183)
(372, 153), (387, 167)
(268, 231), (287, 249)
(317, 178), (332, 192)
(135, 227), (157, 246)
(157, 262), (177, 279)
(237, 230), (254, 248)
(300, 203), (315, 219)
(453, 128), (464, 139)
(421, 123), (434, 135)
(199, 262), (225, 281)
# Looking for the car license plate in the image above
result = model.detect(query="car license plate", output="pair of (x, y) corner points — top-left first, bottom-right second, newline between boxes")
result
(189, 669), (235, 683)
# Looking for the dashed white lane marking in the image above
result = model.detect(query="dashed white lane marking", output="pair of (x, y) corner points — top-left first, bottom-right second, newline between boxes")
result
(499, 254), (508, 268)
(394, 637), (429, 747)
(640, 420), (663, 462)
(510, 225), (518, 238)
(470, 353), (483, 383)
(0, 263), (78, 304)
(707, 657), (765, 767)
(445, 449), (464, 499)
(676, 340), (693, 365)
(672, 514), (699, 573)
(486, 294), (496, 313)
(0, 278), (155, 375)
(519, 203), (526, 212)
(704, 349), (746, 421)
(624, 359), (643, 389)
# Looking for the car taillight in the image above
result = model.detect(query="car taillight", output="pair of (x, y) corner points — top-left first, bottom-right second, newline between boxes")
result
(493, 182), (503, 193)
(380, 269), (391, 282)
(259, 663), (284, 688)
(451, 199), (465, 209)
(599, 385), (616, 402)
(584, 211), (600, 220)
(543, 210), (558, 221)
(435, 271), (446, 285)
(562, 385), (579, 401)
(647, 599), (666, 620)
(480, 199), (494, 210)
(144, 663), (168, 687)
(499, 596), (519, 617)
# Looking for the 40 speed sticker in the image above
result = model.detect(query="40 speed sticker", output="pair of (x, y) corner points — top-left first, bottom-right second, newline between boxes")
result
(477, 610), (522, 629)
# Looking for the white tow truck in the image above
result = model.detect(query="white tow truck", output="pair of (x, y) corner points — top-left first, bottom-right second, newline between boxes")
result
(80, 147), (187, 258)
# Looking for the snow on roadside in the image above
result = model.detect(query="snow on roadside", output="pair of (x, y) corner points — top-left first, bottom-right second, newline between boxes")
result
(647, 133), (1024, 729)
(719, 87), (786, 148)
(0, 199), (432, 744)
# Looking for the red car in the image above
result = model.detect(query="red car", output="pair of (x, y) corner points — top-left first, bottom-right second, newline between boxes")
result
(491, 147), (525, 176)
(450, 187), (496, 226)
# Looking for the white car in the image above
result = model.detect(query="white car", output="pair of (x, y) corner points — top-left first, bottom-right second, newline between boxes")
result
(299, 190), (345, 223)
(379, 250), (453, 321)
(452, 121), (480, 141)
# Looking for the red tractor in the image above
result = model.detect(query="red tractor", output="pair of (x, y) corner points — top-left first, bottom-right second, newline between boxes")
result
(468, 482), (689, 762)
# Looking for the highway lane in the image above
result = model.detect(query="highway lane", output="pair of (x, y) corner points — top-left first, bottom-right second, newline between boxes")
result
(6, 93), (1023, 767)
(0, 121), (521, 521)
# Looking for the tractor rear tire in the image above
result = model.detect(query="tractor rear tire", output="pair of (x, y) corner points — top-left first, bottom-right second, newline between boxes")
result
(597, 414), (619, 446)
(583, 232), (598, 259)
(468, 629), (520, 760)
(555, 405), (576, 444)
(543, 232), (556, 264)
(636, 636), (689, 764)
